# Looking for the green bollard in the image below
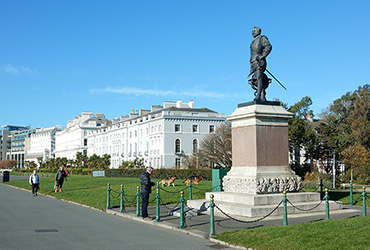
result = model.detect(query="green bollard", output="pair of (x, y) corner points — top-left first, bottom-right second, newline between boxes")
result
(325, 189), (330, 220)
(189, 182), (193, 200)
(209, 194), (216, 237)
(136, 186), (140, 217)
(319, 179), (324, 200)
(179, 191), (185, 229)
(106, 183), (111, 209)
(283, 191), (288, 226)
(350, 181), (353, 206)
(362, 187), (367, 217)
(156, 185), (161, 222)
(120, 185), (125, 213)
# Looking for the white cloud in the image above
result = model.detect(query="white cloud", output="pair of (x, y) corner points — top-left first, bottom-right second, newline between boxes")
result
(90, 86), (243, 99)
(0, 64), (37, 75)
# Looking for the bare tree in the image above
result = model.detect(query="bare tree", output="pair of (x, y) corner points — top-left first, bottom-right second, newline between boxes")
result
(199, 122), (232, 168)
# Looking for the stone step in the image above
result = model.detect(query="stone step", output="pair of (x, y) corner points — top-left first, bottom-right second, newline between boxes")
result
(187, 199), (342, 218)
(205, 191), (321, 206)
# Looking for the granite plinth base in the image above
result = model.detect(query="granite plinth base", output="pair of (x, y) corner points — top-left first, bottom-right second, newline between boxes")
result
(222, 166), (302, 194)
(187, 192), (343, 218)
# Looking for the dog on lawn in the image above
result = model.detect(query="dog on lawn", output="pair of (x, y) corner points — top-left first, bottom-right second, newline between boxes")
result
(158, 176), (177, 187)
(183, 175), (203, 186)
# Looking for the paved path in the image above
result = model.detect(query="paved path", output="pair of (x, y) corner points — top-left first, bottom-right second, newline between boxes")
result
(0, 184), (234, 250)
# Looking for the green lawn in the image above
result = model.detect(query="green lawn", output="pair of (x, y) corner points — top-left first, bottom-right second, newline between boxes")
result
(6, 174), (212, 210)
(215, 216), (370, 250)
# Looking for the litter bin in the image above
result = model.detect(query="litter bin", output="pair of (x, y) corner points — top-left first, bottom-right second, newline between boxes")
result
(3, 171), (10, 182)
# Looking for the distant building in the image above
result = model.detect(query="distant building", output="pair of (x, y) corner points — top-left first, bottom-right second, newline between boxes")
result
(25, 125), (63, 166)
(54, 112), (111, 160)
(0, 125), (31, 164)
(86, 100), (226, 169)
(3, 126), (38, 168)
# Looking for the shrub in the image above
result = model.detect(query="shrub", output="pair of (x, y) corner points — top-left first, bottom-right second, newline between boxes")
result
(106, 168), (213, 180)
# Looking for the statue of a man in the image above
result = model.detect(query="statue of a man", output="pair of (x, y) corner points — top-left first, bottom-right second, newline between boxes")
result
(249, 26), (272, 101)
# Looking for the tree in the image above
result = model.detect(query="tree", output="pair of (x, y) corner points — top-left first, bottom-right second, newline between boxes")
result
(119, 157), (144, 169)
(0, 160), (17, 169)
(75, 152), (88, 168)
(87, 154), (101, 169)
(350, 84), (370, 150)
(37, 157), (44, 168)
(288, 96), (318, 165)
(341, 144), (370, 182)
(101, 154), (111, 169)
(25, 161), (37, 169)
(198, 122), (232, 168)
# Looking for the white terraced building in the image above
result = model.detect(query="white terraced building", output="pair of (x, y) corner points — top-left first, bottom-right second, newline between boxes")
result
(54, 112), (111, 160)
(25, 126), (63, 166)
(86, 100), (226, 169)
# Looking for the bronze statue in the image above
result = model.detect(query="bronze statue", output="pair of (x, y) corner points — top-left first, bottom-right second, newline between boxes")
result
(249, 26), (272, 101)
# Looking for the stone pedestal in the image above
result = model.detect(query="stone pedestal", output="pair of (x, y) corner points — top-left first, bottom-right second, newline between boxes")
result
(187, 101), (343, 218)
(223, 101), (301, 194)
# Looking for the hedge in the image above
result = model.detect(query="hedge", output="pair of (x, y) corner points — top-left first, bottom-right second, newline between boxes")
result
(105, 168), (213, 180)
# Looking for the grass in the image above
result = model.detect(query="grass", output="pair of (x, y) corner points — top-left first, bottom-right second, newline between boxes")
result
(214, 216), (370, 250)
(5, 174), (212, 210)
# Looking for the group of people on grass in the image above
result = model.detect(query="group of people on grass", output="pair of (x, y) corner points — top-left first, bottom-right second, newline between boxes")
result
(28, 166), (68, 196)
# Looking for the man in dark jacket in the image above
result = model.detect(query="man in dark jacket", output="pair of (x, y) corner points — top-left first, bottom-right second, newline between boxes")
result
(55, 167), (67, 192)
(140, 167), (156, 220)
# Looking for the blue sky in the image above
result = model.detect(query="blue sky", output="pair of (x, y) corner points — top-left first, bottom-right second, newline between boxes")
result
(1, 0), (370, 128)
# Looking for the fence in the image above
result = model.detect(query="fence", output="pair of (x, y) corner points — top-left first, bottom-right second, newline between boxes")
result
(106, 182), (369, 237)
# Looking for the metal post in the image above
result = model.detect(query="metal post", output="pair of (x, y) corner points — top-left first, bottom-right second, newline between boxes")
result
(333, 152), (336, 189)
(106, 183), (111, 209)
(189, 182), (192, 200)
(325, 189), (330, 220)
(209, 194), (216, 237)
(362, 187), (367, 217)
(136, 186), (140, 217)
(120, 185), (125, 213)
(283, 191), (288, 226)
(156, 185), (161, 222)
(179, 191), (185, 228)
(350, 181), (353, 206)
(319, 179), (323, 200)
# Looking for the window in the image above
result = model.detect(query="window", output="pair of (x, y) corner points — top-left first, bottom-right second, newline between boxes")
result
(175, 158), (181, 168)
(192, 124), (199, 133)
(193, 139), (198, 152)
(175, 139), (181, 153)
(209, 125), (215, 133)
(175, 124), (181, 132)
(84, 139), (88, 146)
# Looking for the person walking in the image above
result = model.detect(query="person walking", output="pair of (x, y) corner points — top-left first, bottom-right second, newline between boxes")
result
(29, 170), (40, 197)
(140, 167), (157, 220)
(55, 167), (67, 192)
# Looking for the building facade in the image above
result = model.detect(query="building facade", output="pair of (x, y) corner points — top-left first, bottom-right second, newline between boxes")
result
(54, 112), (111, 160)
(4, 126), (38, 168)
(0, 125), (31, 163)
(86, 100), (226, 169)
(25, 125), (63, 166)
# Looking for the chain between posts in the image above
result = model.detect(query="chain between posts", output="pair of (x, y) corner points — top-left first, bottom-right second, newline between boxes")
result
(213, 200), (283, 224)
(287, 199), (324, 212)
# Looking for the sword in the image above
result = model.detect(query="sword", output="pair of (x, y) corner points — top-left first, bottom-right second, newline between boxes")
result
(265, 69), (287, 90)
(248, 67), (287, 90)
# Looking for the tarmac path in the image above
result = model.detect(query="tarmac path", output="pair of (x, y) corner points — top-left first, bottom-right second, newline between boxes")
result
(0, 184), (233, 250)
